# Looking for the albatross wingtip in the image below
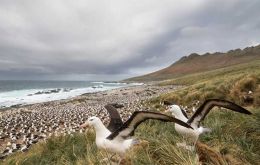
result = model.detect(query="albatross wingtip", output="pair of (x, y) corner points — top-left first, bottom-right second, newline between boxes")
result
(244, 110), (252, 115)
(237, 106), (252, 115)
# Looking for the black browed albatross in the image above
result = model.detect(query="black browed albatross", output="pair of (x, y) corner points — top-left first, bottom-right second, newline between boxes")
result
(165, 99), (252, 150)
(80, 111), (193, 156)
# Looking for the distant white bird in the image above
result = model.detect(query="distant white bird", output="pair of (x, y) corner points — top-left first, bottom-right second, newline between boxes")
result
(165, 99), (252, 150)
(81, 111), (192, 157)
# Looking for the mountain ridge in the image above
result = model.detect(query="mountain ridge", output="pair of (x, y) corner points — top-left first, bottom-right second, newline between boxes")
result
(125, 44), (260, 82)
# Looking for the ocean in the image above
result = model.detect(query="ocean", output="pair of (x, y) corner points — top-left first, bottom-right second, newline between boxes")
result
(0, 80), (141, 109)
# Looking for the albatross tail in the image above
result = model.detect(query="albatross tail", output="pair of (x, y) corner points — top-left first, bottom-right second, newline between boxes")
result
(198, 127), (212, 134)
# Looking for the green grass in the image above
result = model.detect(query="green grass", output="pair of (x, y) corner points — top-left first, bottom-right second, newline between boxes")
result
(1, 131), (101, 165)
(200, 107), (260, 164)
(159, 60), (260, 86)
(152, 60), (260, 108)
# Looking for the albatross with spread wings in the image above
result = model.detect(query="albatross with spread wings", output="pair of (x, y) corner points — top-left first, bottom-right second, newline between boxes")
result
(165, 99), (252, 150)
(80, 111), (193, 156)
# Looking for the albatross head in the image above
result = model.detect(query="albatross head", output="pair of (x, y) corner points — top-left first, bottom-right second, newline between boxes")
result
(166, 105), (187, 120)
(80, 116), (103, 129)
(164, 101), (181, 116)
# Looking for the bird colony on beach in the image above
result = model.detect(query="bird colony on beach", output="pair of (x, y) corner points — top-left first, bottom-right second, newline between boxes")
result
(0, 85), (176, 159)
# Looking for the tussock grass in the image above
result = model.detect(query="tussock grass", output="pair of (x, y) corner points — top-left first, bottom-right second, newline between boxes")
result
(1, 132), (102, 165)
(154, 61), (260, 108)
(130, 121), (198, 165)
(202, 108), (260, 163)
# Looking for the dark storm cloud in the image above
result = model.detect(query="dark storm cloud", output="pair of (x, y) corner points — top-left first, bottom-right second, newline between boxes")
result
(0, 0), (259, 80)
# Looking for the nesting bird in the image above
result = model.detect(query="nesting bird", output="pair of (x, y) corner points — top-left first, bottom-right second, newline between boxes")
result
(81, 110), (193, 158)
(165, 99), (252, 150)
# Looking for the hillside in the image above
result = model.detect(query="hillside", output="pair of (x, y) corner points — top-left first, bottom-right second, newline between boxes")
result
(125, 45), (260, 82)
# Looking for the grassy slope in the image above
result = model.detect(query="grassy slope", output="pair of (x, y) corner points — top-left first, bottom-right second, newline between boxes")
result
(152, 60), (260, 107)
(125, 45), (260, 82)
(1, 61), (260, 165)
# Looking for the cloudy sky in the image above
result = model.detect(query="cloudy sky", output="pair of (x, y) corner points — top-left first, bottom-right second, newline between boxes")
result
(0, 0), (259, 81)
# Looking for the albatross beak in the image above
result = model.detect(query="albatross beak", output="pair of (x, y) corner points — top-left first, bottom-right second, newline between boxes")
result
(164, 107), (170, 113)
(80, 122), (90, 129)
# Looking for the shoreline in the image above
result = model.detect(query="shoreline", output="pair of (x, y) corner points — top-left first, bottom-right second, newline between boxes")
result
(0, 82), (136, 110)
(0, 84), (178, 156)
(0, 83), (156, 113)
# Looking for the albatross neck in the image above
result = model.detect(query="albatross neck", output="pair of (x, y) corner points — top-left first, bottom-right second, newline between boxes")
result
(93, 120), (111, 138)
(170, 106), (188, 122)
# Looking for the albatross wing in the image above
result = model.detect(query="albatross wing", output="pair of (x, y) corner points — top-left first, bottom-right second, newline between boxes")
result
(187, 99), (252, 128)
(105, 104), (124, 132)
(106, 111), (193, 140)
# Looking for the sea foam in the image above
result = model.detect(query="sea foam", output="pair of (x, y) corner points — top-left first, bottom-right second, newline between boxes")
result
(0, 82), (142, 108)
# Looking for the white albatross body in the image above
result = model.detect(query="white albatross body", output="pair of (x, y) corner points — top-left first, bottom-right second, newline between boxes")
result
(89, 117), (133, 155)
(169, 105), (209, 145)
(166, 99), (252, 149)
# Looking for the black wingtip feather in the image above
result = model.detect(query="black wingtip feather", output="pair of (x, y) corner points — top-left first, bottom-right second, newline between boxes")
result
(214, 99), (252, 115)
(187, 99), (252, 126)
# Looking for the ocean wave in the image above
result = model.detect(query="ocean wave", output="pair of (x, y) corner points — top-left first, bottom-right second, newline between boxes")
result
(129, 82), (144, 86)
(0, 81), (144, 109)
(0, 86), (118, 108)
(91, 81), (104, 84)
(91, 81), (128, 85)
